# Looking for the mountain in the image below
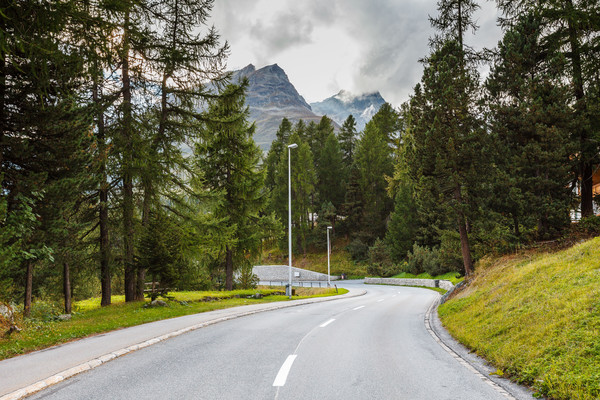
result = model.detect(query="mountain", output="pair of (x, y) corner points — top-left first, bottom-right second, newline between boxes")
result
(310, 90), (386, 131)
(231, 64), (328, 151)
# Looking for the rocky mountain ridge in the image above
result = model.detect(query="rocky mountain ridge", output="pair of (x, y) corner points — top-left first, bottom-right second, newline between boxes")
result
(231, 64), (385, 151)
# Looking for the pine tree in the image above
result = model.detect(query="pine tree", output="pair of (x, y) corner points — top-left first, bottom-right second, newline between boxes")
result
(496, 0), (600, 217)
(354, 121), (394, 243)
(316, 132), (346, 212)
(405, 40), (484, 275)
(486, 14), (575, 238)
(338, 115), (357, 170)
(0, 0), (96, 311)
(195, 82), (267, 290)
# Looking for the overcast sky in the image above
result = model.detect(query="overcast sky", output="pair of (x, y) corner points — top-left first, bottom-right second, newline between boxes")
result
(210, 0), (503, 106)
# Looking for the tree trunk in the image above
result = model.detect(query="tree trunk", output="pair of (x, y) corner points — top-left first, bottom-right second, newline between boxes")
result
(93, 75), (111, 307)
(136, 179), (152, 300)
(24, 262), (33, 317)
(454, 187), (473, 276)
(121, 10), (136, 302)
(225, 246), (233, 290)
(565, 0), (593, 217)
(0, 54), (5, 168)
(63, 261), (72, 314)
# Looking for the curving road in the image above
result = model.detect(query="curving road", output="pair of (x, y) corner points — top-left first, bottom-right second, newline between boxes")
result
(26, 282), (527, 400)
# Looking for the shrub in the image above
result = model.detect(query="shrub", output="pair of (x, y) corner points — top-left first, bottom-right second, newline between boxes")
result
(366, 239), (400, 277)
(346, 238), (369, 262)
(577, 215), (600, 236)
(235, 263), (259, 290)
(438, 230), (464, 275)
(405, 243), (440, 275)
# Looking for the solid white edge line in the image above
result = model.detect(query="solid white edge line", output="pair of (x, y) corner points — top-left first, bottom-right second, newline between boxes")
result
(353, 306), (365, 310)
(319, 318), (336, 328)
(273, 355), (297, 387)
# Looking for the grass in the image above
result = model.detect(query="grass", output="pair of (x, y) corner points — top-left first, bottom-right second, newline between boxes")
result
(0, 287), (347, 361)
(391, 271), (464, 285)
(438, 237), (600, 400)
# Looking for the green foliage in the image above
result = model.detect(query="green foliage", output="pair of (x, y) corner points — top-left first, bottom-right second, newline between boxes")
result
(338, 115), (357, 169)
(354, 121), (394, 242)
(437, 230), (465, 275)
(577, 216), (600, 236)
(346, 238), (369, 262)
(196, 81), (270, 289)
(385, 181), (419, 262)
(485, 13), (574, 240)
(316, 133), (346, 210)
(137, 212), (185, 288)
(234, 262), (259, 290)
(405, 243), (440, 276)
(366, 239), (399, 277)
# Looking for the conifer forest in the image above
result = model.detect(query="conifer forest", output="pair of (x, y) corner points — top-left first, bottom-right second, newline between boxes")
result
(1, 0), (599, 314)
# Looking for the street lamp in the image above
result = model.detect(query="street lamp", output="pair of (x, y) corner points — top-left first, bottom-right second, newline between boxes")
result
(287, 143), (298, 299)
(327, 226), (332, 286)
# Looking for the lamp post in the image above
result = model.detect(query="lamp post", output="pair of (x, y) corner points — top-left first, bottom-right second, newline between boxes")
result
(327, 226), (332, 287)
(287, 143), (298, 299)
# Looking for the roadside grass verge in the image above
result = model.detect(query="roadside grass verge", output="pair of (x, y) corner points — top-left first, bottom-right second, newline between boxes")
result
(438, 237), (600, 400)
(391, 271), (464, 285)
(0, 287), (346, 361)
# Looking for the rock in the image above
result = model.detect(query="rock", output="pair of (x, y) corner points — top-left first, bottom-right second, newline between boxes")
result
(57, 314), (72, 321)
(150, 300), (168, 307)
(0, 304), (14, 321)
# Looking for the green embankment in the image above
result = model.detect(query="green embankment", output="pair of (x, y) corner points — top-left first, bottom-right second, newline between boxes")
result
(0, 287), (346, 361)
(439, 237), (600, 400)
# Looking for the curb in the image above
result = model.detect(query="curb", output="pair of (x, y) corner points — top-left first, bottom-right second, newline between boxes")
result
(0, 289), (366, 400)
(424, 297), (517, 400)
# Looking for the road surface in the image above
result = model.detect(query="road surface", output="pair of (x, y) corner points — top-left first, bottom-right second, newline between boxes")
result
(24, 282), (530, 400)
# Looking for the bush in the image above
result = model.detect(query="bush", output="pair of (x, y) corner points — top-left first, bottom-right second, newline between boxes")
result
(405, 243), (440, 275)
(577, 215), (600, 236)
(346, 238), (369, 262)
(235, 263), (259, 290)
(366, 239), (400, 277)
(438, 231), (464, 275)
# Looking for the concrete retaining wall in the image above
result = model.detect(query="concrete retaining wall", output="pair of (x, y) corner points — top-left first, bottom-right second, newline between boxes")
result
(365, 277), (454, 292)
(253, 265), (338, 282)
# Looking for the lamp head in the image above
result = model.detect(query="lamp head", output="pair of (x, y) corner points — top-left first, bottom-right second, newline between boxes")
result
(327, 226), (332, 230)
(288, 143), (298, 149)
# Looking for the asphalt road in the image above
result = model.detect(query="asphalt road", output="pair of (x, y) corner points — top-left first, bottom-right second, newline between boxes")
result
(25, 282), (526, 400)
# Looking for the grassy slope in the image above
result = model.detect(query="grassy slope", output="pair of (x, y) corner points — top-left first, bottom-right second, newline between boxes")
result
(0, 287), (347, 361)
(438, 237), (600, 400)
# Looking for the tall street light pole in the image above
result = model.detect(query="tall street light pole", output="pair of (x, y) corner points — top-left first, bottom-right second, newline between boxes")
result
(327, 226), (332, 287)
(287, 143), (298, 299)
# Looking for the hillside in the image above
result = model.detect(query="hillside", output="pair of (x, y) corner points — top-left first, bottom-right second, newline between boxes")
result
(439, 237), (600, 400)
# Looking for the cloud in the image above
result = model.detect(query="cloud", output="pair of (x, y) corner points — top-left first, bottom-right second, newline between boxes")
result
(210, 0), (503, 106)
(249, 13), (315, 63)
